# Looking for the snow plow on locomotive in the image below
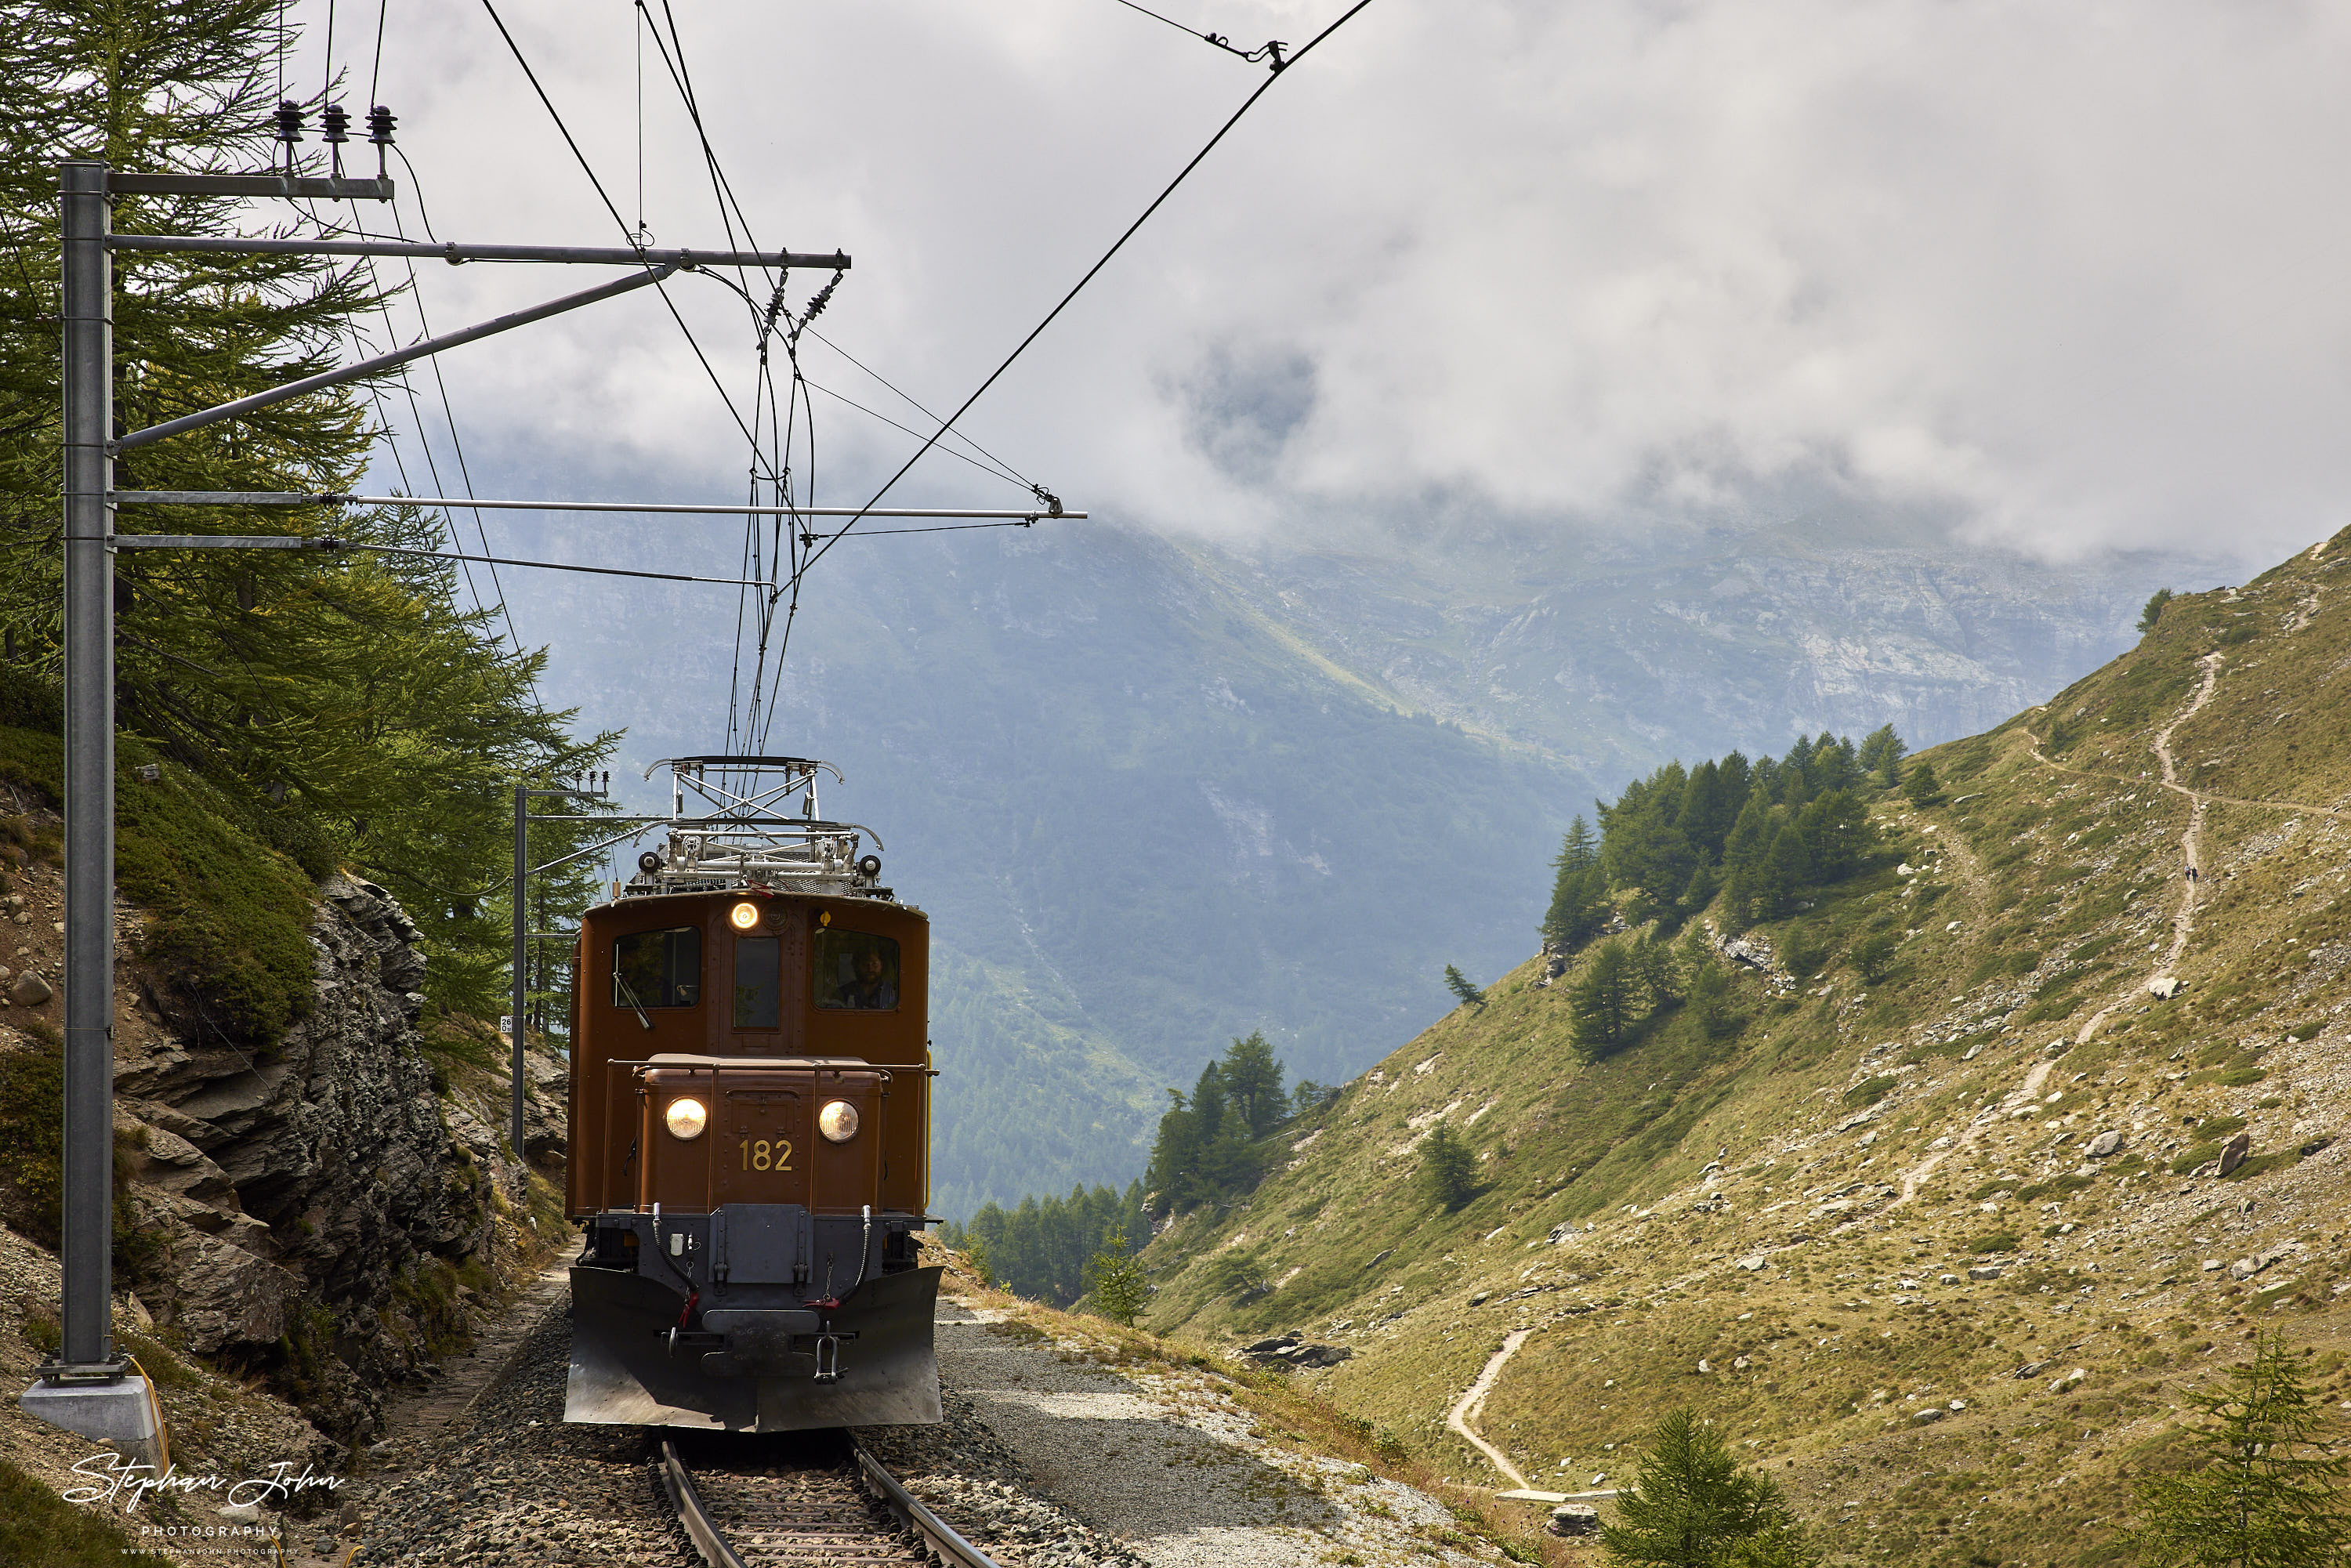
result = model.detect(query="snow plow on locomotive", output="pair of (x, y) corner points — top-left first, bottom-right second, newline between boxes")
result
(563, 757), (940, 1432)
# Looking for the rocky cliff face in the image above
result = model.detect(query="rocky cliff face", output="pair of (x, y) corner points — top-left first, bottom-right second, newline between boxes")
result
(2, 837), (563, 1441)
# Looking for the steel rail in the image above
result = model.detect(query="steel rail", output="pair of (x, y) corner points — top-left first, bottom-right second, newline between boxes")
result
(853, 1440), (1001, 1567)
(656, 1437), (750, 1568)
(658, 1435), (999, 1568)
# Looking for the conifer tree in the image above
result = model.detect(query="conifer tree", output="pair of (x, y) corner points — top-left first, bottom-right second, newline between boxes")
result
(1570, 940), (1639, 1059)
(1418, 1123), (1478, 1212)
(1687, 960), (1744, 1040)
(2130, 1332), (2351, 1567)
(1902, 759), (1943, 806)
(1444, 965), (1486, 1009)
(1081, 1227), (1148, 1327)
(1718, 796), (1773, 930)
(0, 0), (616, 1018)
(1797, 788), (1870, 882)
(1219, 1031), (1287, 1136)
(1633, 936), (1682, 1011)
(1544, 815), (1608, 949)
(1758, 823), (1812, 919)
(1858, 724), (1906, 787)
(1603, 1408), (1819, 1567)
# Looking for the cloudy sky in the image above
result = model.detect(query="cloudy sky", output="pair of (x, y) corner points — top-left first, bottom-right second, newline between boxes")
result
(294, 0), (2351, 567)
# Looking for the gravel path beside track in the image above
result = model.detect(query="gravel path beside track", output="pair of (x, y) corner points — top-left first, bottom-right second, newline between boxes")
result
(929, 1300), (1484, 1568)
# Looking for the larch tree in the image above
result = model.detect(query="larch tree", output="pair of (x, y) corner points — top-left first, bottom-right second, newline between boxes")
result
(2130, 1332), (2350, 1568)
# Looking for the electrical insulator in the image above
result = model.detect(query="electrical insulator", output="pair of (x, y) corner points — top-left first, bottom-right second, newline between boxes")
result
(274, 101), (306, 145)
(321, 103), (350, 143)
(367, 105), (397, 146)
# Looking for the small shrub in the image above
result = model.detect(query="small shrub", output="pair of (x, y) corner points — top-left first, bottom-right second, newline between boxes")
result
(1967, 1229), (2020, 1255)
(1843, 1075), (1897, 1109)
(1851, 932), (1899, 984)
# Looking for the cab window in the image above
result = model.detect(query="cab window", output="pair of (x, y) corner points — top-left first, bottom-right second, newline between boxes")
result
(733, 936), (781, 1029)
(813, 930), (900, 1011)
(614, 926), (701, 1009)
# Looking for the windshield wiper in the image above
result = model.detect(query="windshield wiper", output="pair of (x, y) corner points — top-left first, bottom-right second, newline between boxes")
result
(613, 974), (655, 1031)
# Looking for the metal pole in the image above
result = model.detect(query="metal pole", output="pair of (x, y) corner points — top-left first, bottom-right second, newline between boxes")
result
(512, 784), (528, 1153)
(59, 159), (115, 1372)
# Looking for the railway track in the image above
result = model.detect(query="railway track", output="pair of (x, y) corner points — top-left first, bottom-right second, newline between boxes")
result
(659, 1431), (999, 1568)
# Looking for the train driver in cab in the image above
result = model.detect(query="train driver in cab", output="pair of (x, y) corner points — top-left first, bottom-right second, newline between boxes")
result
(837, 947), (897, 1009)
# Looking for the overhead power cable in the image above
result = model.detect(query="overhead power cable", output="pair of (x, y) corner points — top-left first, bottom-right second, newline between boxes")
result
(347, 541), (770, 586)
(1107, 0), (1289, 66)
(476, 0), (770, 456)
(787, 0), (1377, 607)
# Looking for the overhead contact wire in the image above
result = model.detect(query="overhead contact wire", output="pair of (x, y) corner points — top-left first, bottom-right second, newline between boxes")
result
(787, 0), (1378, 607)
(477, 0), (769, 455)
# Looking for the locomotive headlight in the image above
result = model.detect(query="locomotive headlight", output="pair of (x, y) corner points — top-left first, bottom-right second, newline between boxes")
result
(818, 1100), (860, 1143)
(664, 1097), (708, 1140)
(729, 900), (761, 931)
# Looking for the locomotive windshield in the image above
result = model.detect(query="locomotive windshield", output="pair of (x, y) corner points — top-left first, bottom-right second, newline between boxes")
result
(733, 935), (781, 1028)
(614, 926), (702, 1009)
(815, 930), (899, 1010)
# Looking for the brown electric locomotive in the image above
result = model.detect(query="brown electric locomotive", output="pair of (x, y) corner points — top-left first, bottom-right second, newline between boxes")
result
(563, 756), (940, 1432)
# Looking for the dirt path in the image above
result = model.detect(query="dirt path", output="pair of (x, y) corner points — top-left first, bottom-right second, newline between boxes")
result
(1898, 656), (2230, 1207)
(2027, 741), (2350, 824)
(2153, 652), (2224, 970)
(1445, 1330), (1533, 1489)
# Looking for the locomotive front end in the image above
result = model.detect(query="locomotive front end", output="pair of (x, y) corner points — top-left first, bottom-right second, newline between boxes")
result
(563, 757), (939, 1432)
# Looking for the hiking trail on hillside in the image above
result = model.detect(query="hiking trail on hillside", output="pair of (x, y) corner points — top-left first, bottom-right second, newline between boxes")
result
(1447, 1329), (1534, 1489)
(1447, 646), (2264, 1488)
(1900, 651), (2227, 1207)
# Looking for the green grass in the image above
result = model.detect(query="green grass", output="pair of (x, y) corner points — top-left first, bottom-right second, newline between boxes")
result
(0, 1455), (150, 1568)
(0, 724), (320, 1042)
(0, 1023), (169, 1278)
(1842, 1074), (1897, 1108)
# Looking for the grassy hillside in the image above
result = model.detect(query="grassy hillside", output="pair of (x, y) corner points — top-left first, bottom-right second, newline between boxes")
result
(1136, 531), (2351, 1565)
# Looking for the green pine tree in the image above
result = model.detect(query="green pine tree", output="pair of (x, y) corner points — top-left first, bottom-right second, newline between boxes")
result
(0, 0), (617, 1021)
(1603, 1408), (1819, 1567)
(1902, 759), (1943, 806)
(1418, 1123), (1478, 1212)
(1686, 961), (1744, 1041)
(1081, 1227), (1148, 1327)
(1544, 816), (1608, 949)
(2140, 587), (2175, 632)
(1219, 1030), (1287, 1137)
(1444, 965), (1486, 1009)
(2130, 1332), (2351, 1567)
(1757, 823), (1811, 920)
(1858, 724), (1907, 788)
(1570, 941), (1639, 1060)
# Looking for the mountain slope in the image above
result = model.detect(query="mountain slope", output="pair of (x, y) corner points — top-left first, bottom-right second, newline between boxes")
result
(1137, 531), (2351, 1564)
(504, 509), (2187, 1213)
